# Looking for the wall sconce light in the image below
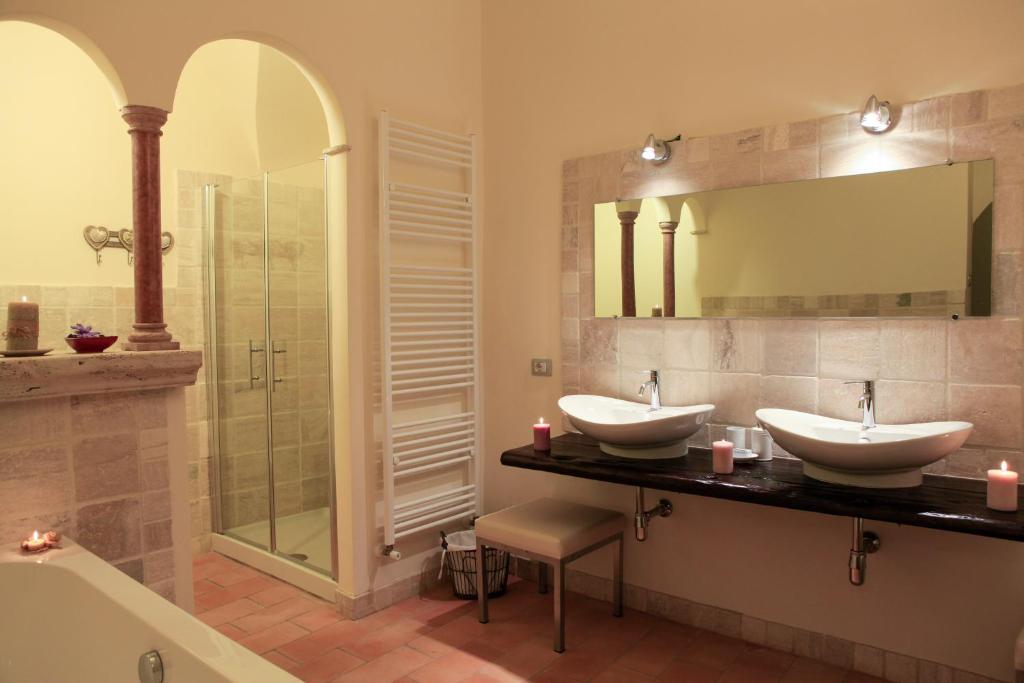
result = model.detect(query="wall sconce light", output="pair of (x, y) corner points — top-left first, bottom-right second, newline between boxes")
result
(860, 95), (892, 133)
(641, 133), (682, 164)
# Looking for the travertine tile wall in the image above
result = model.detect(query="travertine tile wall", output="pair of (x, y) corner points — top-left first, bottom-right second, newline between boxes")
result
(0, 171), (212, 554)
(562, 83), (1024, 480)
(0, 391), (178, 601)
(176, 170), (228, 554)
(208, 176), (330, 531)
(701, 288), (966, 318)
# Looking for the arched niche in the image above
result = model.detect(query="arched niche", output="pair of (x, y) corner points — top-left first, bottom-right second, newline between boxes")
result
(0, 19), (133, 300)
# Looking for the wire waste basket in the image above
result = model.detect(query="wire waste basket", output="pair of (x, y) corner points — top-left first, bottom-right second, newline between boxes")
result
(440, 530), (509, 600)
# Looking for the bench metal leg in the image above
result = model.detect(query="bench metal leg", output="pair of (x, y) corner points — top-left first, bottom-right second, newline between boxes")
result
(613, 533), (623, 617)
(538, 561), (548, 594)
(553, 561), (566, 653)
(476, 540), (489, 624)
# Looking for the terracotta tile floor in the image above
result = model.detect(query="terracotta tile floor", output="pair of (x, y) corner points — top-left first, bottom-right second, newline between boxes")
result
(193, 553), (884, 683)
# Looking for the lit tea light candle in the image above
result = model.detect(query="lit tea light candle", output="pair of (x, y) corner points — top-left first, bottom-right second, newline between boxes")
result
(533, 417), (551, 451)
(712, 440), (734, 474)
(21, 530), (46, 553)
(987, 461), (1019, 512)
(6, 296), (39, 352)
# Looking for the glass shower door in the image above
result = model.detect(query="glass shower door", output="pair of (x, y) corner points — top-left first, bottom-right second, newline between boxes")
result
(208, 177), (273, 549)
(206, 159), (333, 577)
(266, 160), (332, 573)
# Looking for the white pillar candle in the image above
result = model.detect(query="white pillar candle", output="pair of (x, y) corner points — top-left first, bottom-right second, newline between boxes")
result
(6, 296), (39, 351)
(987, 461), (1019, 512)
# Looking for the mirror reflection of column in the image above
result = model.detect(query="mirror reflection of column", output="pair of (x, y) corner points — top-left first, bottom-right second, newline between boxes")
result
(615, 199), (643, 317)
(653, 197), (685, 318)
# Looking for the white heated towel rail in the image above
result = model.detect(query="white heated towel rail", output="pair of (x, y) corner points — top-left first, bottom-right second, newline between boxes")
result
(379, 111), (481, 559)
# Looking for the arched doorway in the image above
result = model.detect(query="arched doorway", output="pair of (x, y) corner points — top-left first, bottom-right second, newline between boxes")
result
(165, 38), (344, 592)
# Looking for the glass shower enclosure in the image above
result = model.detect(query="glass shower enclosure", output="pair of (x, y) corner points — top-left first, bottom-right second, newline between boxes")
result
(202, 158), (336, 577)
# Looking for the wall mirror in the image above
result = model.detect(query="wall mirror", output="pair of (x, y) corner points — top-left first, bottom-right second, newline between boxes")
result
(594, 160), (994, 319)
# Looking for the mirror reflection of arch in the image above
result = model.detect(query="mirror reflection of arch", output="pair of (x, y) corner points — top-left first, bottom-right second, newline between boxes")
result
(595, 161), (994, 319)
(608, 195), (706, 318)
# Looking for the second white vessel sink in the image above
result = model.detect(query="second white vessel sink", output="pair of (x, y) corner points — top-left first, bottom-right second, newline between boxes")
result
(755, 408), (973, 488)
(559, 394), (714, 459)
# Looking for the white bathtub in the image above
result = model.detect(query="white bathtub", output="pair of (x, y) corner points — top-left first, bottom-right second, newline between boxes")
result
(0, 540), (299, 683)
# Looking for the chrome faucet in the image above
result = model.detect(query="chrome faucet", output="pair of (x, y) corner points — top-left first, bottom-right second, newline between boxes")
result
(638, 369), (661, 411)
(845, 380), (876, 429)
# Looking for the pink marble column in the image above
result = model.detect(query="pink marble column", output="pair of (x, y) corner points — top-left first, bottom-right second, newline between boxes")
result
(121, 105), (178, 351)
(660, 221), (679, 318)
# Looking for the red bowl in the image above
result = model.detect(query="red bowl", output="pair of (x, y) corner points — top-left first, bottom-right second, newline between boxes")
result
(65, 336), (118, 354)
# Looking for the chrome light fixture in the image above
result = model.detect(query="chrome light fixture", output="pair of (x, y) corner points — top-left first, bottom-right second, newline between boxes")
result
(860, 95), (892, 133)
(641, 133), (681, 164)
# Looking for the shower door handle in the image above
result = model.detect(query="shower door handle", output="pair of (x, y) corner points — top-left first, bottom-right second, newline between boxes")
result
(271, 341), (286, 391)
(248, 340), (265, 389)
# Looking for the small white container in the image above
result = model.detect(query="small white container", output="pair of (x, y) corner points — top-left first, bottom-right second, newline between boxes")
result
(752, 427), (773, 461)
(725, 426), (747, 450)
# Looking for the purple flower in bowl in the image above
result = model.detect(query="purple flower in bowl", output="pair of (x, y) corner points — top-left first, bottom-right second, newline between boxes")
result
(67, 323), (103, 339)
(65, 324), (117, 353)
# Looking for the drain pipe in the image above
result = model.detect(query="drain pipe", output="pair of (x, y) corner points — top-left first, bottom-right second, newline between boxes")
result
(634, 487), (673, 541)
(848, 517), (881, 585)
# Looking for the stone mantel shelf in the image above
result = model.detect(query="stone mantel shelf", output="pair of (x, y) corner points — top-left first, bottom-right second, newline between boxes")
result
(502, 433), (1024, 543)
(0, 349), (203, 402)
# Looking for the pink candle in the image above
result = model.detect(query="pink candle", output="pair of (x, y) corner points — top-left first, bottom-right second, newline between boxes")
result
(712, 440), (734, 474)
(987, 461), (1019, 512)
(533, 417), (551, 451)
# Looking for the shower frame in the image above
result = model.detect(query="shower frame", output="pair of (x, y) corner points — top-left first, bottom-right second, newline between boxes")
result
(202, 157), (339, 581)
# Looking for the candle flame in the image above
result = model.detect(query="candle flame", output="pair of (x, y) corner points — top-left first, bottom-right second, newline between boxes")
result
(538, 417), (545, 425)
(20, 296), (27, 303)
(31, 530), (39, 541)
(1001, 460), (1008, 472)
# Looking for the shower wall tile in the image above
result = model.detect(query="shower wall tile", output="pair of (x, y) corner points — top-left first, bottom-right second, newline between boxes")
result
(205, 173), (331, 536)
(563, 83), (1024, 483)
(0, 386), (180, 601)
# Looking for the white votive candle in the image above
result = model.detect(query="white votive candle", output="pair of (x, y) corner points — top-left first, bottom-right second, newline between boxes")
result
(987, 461), (1019, 512)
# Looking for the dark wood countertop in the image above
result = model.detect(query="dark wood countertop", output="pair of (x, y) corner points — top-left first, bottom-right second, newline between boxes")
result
(501, 433), (1024, 543)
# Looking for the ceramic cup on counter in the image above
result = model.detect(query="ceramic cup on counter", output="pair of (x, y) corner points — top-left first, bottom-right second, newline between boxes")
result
(751, 427), (773, 462)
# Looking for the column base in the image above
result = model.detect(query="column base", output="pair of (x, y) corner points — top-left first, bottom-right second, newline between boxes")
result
(122, 340), (181, 351)
(124, 322), (178, 351)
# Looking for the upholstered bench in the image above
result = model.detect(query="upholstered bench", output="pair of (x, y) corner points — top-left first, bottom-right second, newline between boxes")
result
(474, 497), (627, 652)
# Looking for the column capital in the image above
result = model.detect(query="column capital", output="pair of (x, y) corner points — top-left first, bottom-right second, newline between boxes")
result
(121, 104), (168, 134)
(659, 220), (679, 235)
(617, 210), (639, 222)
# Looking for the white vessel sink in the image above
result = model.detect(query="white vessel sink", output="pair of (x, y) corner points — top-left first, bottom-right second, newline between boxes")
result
(559, 394), (714, 459)
(755, 408), (973, 488)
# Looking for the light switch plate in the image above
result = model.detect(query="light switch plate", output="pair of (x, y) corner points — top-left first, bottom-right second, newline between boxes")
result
(531, 358), (553, 377)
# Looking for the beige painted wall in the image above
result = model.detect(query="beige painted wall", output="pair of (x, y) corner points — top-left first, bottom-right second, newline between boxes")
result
(0, 21), (132, 288)
(0, 28), (327, 292)
(483, 1), (1024, 680)
(594, 164), (973, 318)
